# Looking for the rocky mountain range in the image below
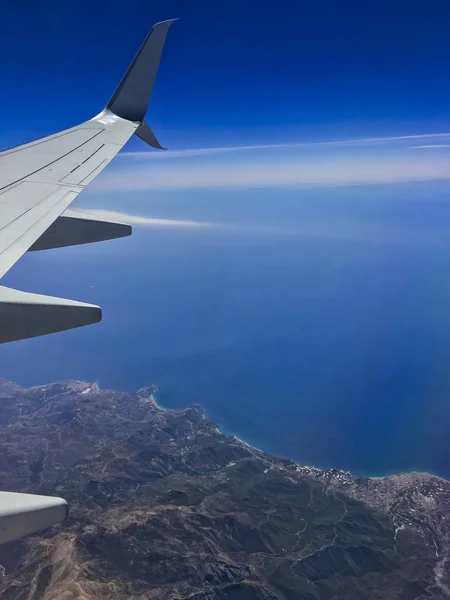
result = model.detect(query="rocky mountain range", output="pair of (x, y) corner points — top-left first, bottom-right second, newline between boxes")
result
(0, 379), (448, 599)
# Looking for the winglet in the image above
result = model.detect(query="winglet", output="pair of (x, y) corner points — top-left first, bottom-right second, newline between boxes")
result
(106, 19), (178, 123)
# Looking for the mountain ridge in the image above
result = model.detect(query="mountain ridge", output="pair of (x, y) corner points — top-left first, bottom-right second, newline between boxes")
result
(0, 379), (448, 599)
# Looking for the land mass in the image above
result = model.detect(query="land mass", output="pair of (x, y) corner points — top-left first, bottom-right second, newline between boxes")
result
(0, 379), (448, 599)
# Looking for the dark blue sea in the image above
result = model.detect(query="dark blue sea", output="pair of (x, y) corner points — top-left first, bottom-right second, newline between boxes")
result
(2, 182), (450, 478)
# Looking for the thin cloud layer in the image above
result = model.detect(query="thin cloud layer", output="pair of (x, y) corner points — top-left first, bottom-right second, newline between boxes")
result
(90, 132), (450, 192)
(94, 156), (450, 192)
(411, 145), (450, 149)
(120, 132), (450, 160)
(86, 209), (445, 248)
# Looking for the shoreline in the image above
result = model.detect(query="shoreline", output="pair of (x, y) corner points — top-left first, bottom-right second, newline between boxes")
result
(9, 378), (449, 485)
(150, 388), (449, 484)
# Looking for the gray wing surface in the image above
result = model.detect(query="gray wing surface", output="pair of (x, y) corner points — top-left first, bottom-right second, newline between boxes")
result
(0, 19), (176, 345)
(0, 115), (136, 280)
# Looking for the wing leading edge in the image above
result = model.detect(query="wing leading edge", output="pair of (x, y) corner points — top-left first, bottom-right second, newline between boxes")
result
(0, 19), (177, 345)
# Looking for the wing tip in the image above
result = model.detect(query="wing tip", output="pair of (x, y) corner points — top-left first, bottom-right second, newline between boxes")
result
(152, 18), (179, 28)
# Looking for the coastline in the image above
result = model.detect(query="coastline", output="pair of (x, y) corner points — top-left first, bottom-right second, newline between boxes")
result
(150, 386), (449, 484)
(10, 378), (448, 485)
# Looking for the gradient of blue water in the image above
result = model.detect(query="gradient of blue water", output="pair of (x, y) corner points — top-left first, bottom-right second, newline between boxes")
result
(2, 182), (450, 477)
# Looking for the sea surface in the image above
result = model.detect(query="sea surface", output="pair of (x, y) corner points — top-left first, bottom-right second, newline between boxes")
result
(2, 181), (450, 478)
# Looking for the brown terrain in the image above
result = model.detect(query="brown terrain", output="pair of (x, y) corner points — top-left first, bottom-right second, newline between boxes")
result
(0, 379), (449, 599)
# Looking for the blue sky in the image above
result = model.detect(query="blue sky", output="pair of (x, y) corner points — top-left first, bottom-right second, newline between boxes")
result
(2, 0), (450, 151)
(2, 0), (450, 198)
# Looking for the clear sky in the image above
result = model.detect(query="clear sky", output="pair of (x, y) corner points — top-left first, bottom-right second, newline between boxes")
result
(2, 0), (450, 151)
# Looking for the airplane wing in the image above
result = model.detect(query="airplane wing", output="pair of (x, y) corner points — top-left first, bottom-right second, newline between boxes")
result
(0, 492), (68, 545)
(0, 18), (177, 344)
(0, 19), (177, 544)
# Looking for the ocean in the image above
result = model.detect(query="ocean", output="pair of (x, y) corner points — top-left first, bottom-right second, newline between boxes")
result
(2, 181), (450, 478)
